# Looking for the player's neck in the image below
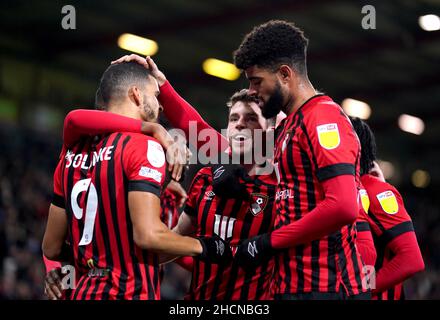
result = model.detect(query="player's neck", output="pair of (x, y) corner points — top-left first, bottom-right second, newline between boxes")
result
(107, 102), (142, 120)
(285, 78), (317, 116)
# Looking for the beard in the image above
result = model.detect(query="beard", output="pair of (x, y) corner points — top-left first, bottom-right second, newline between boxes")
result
(142, 95), (158, 122)
(261, 81), (284, 119)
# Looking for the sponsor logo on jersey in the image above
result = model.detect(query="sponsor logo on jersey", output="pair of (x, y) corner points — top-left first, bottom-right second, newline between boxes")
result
(249, 193), (269, 216)
(138, 166), (162, 183)
(359, 189), (370, 213)
(204, 190), (215, 200)
(276, 189), (294, 201)
(317, 123), (340, 150)
(376, 190), (399, 214)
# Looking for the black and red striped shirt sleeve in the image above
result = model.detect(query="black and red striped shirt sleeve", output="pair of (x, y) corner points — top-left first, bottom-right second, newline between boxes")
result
(184, 168), (209, 217)
(123, 135), (166, 198)
(302, 103), (359, 181)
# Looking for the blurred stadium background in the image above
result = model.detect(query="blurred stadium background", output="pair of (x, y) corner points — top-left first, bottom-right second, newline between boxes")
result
(0, 0), (439, 299)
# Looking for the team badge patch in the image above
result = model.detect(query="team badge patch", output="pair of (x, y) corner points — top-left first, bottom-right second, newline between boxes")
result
(359, 189), (370, 213)
(147, 140), (165, 168)
(317, 123), (340, 150)
(376, 190), (399, 214)
(249, 193), (268, 216)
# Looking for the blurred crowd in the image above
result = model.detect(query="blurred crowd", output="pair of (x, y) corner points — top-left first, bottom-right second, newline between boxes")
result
(0, 123), (438, 299)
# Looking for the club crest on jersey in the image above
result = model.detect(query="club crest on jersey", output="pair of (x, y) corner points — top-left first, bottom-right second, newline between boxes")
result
(359, 189), (370, 213)
(317, 123), (340, 150)
(376, 190), (399, 214)
(249, 193), (268, 216)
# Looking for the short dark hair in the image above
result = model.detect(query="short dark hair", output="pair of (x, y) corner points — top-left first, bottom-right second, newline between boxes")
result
(233, 20), (309, 75)
(97, 62), (152, 109)
(350, 117), (377, 175)
(226, 89), (260, 109)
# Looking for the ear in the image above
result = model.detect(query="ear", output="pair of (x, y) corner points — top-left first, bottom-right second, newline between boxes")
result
(128, 86), (142, 106)
(278, 65), (293, 83)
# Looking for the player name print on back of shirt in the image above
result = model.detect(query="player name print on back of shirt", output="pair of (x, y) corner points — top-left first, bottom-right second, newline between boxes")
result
(65, 146), (114, 170)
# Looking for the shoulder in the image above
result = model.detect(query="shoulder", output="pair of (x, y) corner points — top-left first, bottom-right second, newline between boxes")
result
(194, 166), (213, 181)
(302, 97), (353, 135)
(123, 133), (166, 168)
(123, 132), (161, 145)
(362, 174), (401, 197)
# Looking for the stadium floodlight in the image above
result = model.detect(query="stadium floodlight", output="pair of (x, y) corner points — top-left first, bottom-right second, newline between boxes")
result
(412, 169), (430, 188)
(398, 114), (425, 135)
(341, 98), (371, 119)
(419, 14), (440, 31)
(117, 33), (158, 56)
(202, 58), (240, 81)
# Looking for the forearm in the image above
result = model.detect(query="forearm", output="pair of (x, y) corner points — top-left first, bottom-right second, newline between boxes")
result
(159, 81), (229, 151)
(374, 232), (425, 293)
(63, 109), (142, 147)
(270, 175), (358, 249)
(142, 226), (202, 257)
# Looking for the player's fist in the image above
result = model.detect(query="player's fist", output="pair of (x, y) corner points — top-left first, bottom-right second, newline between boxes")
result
(197, 235), (233, 264)
(235, 233), (273, 271)
(211, 164), (250, 199)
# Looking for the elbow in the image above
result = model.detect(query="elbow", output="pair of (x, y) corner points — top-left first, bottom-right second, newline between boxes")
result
(133, 228), (164, 252)
(338, 199), (358, 226)
(64, 110), (80, 131)
(412, 252), (425, 274)
(42, 243), (61, 261)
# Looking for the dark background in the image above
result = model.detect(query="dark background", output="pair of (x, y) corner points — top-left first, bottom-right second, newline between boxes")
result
(0, 0), (439, 299)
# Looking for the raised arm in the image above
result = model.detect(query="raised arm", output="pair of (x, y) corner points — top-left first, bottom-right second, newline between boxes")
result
(111, 54), (229, 153)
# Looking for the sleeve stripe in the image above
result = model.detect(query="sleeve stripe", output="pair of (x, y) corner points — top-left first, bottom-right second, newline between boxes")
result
(184, 204), (197, 217)
(52, 193), (65, 209)
(128, 180), (161, 197)
(356, 221), (371, 232)
(378, 221), (414, 246)
(316, 163), (355, 181)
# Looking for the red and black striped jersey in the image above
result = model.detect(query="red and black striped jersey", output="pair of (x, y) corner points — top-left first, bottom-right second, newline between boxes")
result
(184, 166), (277, 300)
(160, 189), (179, 229)
(52, 132), (167, 300)
(272, 94), (367, 296)
(361, 174), (414, 300)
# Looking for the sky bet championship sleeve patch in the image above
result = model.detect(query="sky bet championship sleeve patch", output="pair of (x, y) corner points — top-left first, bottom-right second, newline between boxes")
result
(147, 140), (166, 168)
(359, 189), (370, 213)
(316, 123), (340, 150)
(376, 190), (399, 214)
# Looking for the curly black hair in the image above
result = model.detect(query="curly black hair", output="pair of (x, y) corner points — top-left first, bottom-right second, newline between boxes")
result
(350, 117), (377, 175)
(233, 20), (309, 75)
